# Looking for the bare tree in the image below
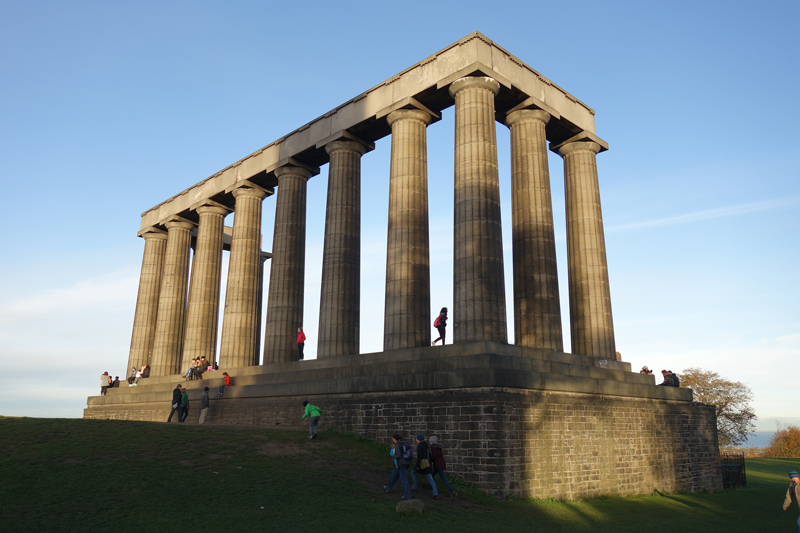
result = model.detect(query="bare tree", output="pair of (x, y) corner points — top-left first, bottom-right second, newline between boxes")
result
(680, 367), (756, 447)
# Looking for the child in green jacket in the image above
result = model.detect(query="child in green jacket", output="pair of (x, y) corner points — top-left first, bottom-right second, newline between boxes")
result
(302, 400), (322, 439)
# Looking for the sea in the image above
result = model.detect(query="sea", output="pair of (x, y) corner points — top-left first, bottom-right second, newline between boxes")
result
(732, 432), (772, 449)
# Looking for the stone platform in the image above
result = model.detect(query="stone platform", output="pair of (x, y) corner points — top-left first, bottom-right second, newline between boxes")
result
(84, 342), (722, 499)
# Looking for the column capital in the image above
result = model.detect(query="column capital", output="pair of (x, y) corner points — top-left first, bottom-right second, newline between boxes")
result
(141, 229), (168, 241)
(274, 165), (313, 181)
(231, 186), (267, 200)
(449, 76), (500, 98)
(196, 205), (230, 216)
(165, 220), (194, 231)
(386, 109), (433, 127)
(554, 141), (602, 158)
(325, 140), (368, 157)
(506, 108), (551, 128)
(550, 130), (609, 155)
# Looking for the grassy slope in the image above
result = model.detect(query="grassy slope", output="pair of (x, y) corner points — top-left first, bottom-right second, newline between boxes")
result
(0, 417), (796, 532)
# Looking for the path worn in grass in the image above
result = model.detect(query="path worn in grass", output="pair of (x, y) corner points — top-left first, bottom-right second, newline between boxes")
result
(1, 417), (797, 532)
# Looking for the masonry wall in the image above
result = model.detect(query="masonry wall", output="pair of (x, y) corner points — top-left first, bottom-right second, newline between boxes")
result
(84, 386), (721, 498)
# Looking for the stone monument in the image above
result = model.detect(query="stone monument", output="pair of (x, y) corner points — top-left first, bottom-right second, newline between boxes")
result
(85, 32), (722, 499)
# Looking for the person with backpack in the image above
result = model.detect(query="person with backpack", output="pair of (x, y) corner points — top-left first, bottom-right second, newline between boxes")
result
(411, 434), (439, 499)
(668, 370), (680, 387)
(301, 400), (322, 439)
(384, 434), (412, 499)
(429, 436), (457, 498)
(432, 307), (448, 346)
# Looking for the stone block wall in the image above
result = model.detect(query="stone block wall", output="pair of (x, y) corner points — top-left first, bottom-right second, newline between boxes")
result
(85, 385), (721, 499)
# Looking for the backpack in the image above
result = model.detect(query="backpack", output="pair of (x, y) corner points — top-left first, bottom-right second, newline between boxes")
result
(401, 441), (413, 461)
(671, 373), (680, 387)
(433, 316), (441, 327)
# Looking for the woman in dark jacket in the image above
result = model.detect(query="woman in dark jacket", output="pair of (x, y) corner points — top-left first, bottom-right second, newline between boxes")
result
(411, 434), (439, 499)
(429, 436), (457, 497)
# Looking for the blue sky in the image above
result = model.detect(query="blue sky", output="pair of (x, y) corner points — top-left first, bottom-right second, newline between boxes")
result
(1, 0), (797, 433)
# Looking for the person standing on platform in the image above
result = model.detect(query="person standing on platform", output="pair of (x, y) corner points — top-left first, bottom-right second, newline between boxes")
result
(179, 387), (190, 423)
(782, 470), (800, 532)
(297, 327), (306, 360)
(198, 387), (210, 424)
(167, 384), (183, 422)
(301, 400), (322, 439)
(412, 434), (438, 499)
(429, 436), (458, 498)
(100, 372), (110, 396)
(432, 307), (448, 346)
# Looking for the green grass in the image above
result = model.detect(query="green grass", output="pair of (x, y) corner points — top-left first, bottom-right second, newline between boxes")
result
(1, 416), (797, 532)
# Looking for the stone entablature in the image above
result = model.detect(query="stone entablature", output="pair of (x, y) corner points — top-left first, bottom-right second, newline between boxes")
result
(138, 32), (601, 233)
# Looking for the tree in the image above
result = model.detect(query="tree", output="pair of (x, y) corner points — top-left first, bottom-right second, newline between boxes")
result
(680, 367), (756, 447)
(764, 425), (800, 457)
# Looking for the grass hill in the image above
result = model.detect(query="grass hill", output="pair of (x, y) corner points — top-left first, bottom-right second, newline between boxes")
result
(1, 416), (797, 532)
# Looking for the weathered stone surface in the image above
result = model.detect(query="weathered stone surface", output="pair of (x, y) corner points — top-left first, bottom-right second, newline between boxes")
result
(183, 204), (228, 367)
(318, 141), (366, 358)
(396, 499), (424, 513)
(450, 76), (508, 344)
(555, 141), (615, 358)
(263, 166), (312, 363)
(506, 109), (563, 351)
(86, 343), (719, 499)
(150, 220), (194, 376)
(219, 186), (267, 368)
(384, 109), (433, 351)
(127, 230), (167, 371)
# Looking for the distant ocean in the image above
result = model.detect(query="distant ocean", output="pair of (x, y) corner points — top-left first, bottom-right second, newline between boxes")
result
(732, 432), (773, 448)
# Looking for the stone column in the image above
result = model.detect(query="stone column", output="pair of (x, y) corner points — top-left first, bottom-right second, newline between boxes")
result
(317, 141), (367, 358)
(219, 186), (267, 369)
(263, 166), (311, 363)
(449, 76), (507, 343)
(506, 109), (563, 351)
(556, 141), (616, 358)
(150, 220), (194, 376)
(127, 230), (168, 371)
(383, 109), (433, 350)
(182, 204), (228, 369)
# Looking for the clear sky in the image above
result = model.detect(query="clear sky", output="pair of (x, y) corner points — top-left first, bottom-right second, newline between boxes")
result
(1, 0), (797, 433)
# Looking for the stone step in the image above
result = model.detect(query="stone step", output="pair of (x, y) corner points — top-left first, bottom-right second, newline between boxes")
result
(93, 347), (688, 407)
(107, 344), (647, 400)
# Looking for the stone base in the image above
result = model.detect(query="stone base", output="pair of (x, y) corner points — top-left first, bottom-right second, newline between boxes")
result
(85, 342), (722, 498)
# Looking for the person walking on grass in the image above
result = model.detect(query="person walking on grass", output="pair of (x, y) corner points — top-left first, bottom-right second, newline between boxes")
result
(301, 400), (322, 439)
(432, 307), (448, 346)
(411, 434), (438, 499)
(198, 387), (210, 424)
(297, 327), (306, 360)
(384, 434), (412, 499)
(178, 387), (190, 423)
(167, 384), (183, 422)
(783, 470), (800, 532)
(429, 436), (458, 498)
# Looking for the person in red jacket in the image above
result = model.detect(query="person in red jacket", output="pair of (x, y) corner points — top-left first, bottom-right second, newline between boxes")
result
(217, 372), (232, 397)
(297, 327), (306, 360)
(429, 436), (458, 498)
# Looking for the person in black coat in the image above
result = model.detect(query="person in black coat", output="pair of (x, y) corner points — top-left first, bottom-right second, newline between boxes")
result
(410, 434), (439, 498)
(167, 384), (183, 422)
